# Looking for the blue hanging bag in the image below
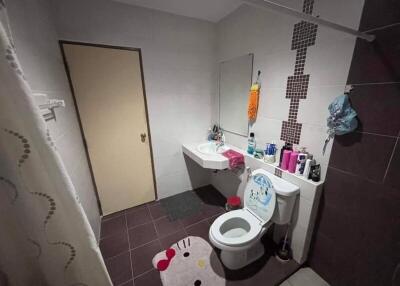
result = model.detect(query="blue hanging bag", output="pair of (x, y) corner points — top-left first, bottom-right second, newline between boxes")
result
(323, 94), (358, 154)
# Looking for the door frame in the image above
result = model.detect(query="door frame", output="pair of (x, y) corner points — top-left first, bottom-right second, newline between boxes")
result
(59, 40), (158, 215)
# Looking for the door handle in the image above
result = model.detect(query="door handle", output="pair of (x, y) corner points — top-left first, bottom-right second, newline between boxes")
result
(140, 133), (147, 142)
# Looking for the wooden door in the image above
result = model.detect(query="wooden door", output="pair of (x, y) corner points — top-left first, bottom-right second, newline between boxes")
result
(62, 43), (156, 215)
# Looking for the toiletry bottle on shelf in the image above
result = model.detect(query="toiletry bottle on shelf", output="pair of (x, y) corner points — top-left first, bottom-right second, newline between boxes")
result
(247, 132), (256, 155)
(303, 158), (316, 179)
(264, 142), (277, 163)
(295, 153), (307, 175)
(281, 150), (292, 170)
(310, 164), (321, 182)
(295, 147), (307, 175)
(299, 153), (312, 175)
(288, 151), (299, 173)
(279, 143), (293, 166)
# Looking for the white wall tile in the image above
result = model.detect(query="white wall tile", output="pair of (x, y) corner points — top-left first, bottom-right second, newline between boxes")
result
(250, 117), (285, 149)
(290, 223), (309, 263)
(306, 38), (356, 87)
(256, 52), (296, 89)
(297, 85), (341, 127)
(257, 88), (290, 121)
(313, 0), (365, 46)
(291, 196), (314, 229)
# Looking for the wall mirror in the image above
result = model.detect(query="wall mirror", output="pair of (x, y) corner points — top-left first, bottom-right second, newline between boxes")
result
(219, 53), (253, 136)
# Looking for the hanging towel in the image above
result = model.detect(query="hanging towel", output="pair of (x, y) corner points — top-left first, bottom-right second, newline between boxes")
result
(222, 149), (245, 169)
(248, 83), (260, 122)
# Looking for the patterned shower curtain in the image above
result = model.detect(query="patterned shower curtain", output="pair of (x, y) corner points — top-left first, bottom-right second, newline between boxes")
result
(0, 2), (112, 286)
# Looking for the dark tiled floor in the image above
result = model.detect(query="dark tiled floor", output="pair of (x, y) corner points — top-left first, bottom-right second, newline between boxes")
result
(100, 185), (299, 286)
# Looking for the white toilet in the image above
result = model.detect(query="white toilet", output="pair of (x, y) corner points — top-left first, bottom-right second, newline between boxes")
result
(209, 169), (299, 270)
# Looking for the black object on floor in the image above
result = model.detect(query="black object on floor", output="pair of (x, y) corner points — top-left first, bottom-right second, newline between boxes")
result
(160, 191), (203, 220)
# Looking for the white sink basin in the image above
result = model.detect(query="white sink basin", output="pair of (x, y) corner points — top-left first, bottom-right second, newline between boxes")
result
(197, 142), (229, 155)
(183, 142), (244, 170)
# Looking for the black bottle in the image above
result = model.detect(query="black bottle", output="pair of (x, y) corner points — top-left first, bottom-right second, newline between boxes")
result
(279, 143), (293, 167)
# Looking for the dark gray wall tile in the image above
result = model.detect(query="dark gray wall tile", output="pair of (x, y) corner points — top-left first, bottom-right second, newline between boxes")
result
(350, 84), (400, 136)
(384, 140), (400, 190)
(329, 133), (396, 182)
(308, 232), (335, 283)
(347, 25), (400, 84)
(311, 168), (400, 286)
(359, 0), (400, 31)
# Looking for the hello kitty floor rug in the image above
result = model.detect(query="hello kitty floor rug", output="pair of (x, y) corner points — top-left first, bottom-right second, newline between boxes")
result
(152, 236), (225, 286)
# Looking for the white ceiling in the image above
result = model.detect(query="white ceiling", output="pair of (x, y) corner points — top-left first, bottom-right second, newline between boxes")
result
(113, 0), (243, 22)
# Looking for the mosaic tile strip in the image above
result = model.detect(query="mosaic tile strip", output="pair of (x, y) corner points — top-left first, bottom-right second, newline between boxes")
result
(281, 121), (302, 144)
(280, 0), (317, 145)
(286, 74), (310, 99)
(274, 168), (282, 178)
(294, 48), (308, 75)
(291, 21), (318, 50)
(302, 0), (315, 14)
(288, 98), (300, 123)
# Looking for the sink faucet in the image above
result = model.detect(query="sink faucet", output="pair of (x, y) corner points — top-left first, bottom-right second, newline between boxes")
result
(216, 130), (225, 151)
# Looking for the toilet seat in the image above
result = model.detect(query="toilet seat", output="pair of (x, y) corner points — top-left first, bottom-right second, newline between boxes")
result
(210, 208), (263, 247)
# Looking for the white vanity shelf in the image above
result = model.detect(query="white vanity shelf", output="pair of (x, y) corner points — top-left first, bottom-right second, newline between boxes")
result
(251, 157), (324, 187)
(182, 142), (324, 187)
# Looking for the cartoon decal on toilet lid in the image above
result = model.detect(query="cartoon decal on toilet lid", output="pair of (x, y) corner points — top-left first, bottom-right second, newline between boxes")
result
(244, 172), (276, 224)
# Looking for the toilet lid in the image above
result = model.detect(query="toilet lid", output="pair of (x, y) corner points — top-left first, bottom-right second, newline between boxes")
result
(210, 209), (262, 247)
(244, 170), (276, 225)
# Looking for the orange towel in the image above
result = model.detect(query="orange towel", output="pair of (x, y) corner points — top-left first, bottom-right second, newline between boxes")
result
(248, 83), (260, 121)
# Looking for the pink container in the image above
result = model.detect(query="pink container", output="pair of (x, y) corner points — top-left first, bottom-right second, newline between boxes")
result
(280, 150), (292, 170)
(288, 152), (299, 173)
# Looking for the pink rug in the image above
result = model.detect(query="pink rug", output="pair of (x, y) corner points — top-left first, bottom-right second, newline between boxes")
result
(152, 236), (225, 286)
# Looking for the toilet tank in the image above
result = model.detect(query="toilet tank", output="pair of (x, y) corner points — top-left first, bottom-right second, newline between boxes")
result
(248, 169), (299, 225)
(274, 192), (298, 225)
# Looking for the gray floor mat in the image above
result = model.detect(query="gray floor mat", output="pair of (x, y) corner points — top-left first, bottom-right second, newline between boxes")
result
(160, 191), (202, 220)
